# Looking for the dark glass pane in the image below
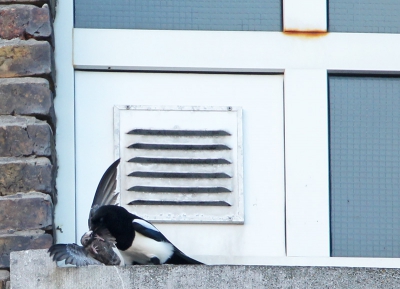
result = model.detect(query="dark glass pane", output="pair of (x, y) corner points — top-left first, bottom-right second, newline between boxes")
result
(329, 0), (400, 33)
(74, 0), (282, 31)
(330, 76), (400, 257)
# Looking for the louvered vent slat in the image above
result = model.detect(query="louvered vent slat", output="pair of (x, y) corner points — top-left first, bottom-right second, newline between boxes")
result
(128, 200), (231, 206)
(128, 143), (231, 150)
(116, 106), (243, 223)
(128, 129), (231, 136)
(128, 186), (231, 193)
(128, 172), (231, 178)
(128, 157), (231, 164)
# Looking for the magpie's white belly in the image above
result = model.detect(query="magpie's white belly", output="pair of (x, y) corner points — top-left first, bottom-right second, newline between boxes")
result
(119, 232), (174, 265)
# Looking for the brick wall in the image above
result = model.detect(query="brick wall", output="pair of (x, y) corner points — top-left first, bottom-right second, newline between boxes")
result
(0, 0), (56, 287)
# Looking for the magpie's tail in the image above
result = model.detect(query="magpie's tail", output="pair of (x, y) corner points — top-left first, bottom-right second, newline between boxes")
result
(165, 248), (204, 265)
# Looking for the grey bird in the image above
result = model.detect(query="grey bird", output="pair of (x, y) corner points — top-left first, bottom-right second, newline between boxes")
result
(48, 159), (122, 266)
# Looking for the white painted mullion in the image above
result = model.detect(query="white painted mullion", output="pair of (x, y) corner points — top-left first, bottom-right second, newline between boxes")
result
(283, 0), (327, 32)
(53, 0), (76, 243)
(73, 29), (400, 72)
(284, 69), (330, 257)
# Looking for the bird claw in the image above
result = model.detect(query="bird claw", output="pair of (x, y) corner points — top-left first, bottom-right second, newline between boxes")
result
(94, 234), (105, 241)
(91, 244), (99, 254)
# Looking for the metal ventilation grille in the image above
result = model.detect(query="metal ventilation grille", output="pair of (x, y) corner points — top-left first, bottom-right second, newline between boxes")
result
(115, 106), (243, 223)
(126, 129), (233, 207)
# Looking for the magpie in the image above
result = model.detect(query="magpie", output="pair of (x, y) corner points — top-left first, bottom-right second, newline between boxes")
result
(48, 159), (122, 266)
(90, 205), (203, 265)
(50, 158), (203, 265)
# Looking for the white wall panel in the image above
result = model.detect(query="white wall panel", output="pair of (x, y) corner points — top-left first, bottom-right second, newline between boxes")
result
(75, 72), (285, 264)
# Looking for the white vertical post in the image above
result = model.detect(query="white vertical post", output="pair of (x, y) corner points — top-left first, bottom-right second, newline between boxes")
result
(285, 69), (330, 257)
(283, 0), (327, 32)
(53, 1), (76, 243)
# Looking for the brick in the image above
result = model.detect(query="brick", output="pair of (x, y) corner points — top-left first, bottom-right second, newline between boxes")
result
(0, 270), (9, 289)
(0, 192), (52, 233)
(0, 4), (52, 40)
(0, 157), (54, 196)
(0, 0), (56, 20)
(0, 39), (54, 81)
(0, 116), (54, 158)
(0, 78), (55, 126)
(0, 0), (49, 3)
(0, 230), (52, 268)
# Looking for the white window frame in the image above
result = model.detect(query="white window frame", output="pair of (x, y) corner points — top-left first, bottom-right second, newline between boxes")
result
(55, 1), (400, 267)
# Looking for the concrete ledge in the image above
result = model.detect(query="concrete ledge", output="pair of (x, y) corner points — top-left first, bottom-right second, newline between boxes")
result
(10, 249), (400, 289)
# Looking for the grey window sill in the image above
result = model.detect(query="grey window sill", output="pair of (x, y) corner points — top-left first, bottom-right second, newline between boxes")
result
(10, 249), (400, 289)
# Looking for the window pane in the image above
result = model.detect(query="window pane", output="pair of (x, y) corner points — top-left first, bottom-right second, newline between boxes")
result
(74, 0), (282, 31)
(329, 76), (400, 257)
(329, 0), (400, 33)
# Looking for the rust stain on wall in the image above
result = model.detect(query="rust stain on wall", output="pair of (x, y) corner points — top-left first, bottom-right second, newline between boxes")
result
(283, 30), (328, 38)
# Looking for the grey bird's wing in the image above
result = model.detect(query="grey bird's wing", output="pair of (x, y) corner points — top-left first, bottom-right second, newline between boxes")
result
(48, 243), (102, 266)
(89, 159), (120, 227)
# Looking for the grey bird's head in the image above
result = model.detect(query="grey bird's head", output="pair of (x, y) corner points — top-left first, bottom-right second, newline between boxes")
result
(80, 230), (94, 247)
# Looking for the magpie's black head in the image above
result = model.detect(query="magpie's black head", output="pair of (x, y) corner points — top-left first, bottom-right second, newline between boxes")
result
(90, 205), (117, 230)
(89, 205), (136, 251)
(89, 205), (133, 233)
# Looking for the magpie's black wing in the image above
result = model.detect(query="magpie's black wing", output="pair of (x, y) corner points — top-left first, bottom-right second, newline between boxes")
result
(88, 159), (120, 227)
(166, 247), (204, 265)
(91, 159), (120, 208)
(131, 218), (169, 242)
(48, 243), (102, 266)
(132, 218), (203, 265)
(132, 218), (204, 264)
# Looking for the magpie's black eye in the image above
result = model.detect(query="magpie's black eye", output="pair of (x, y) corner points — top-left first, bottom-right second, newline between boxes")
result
(100, 217), (104, 223)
